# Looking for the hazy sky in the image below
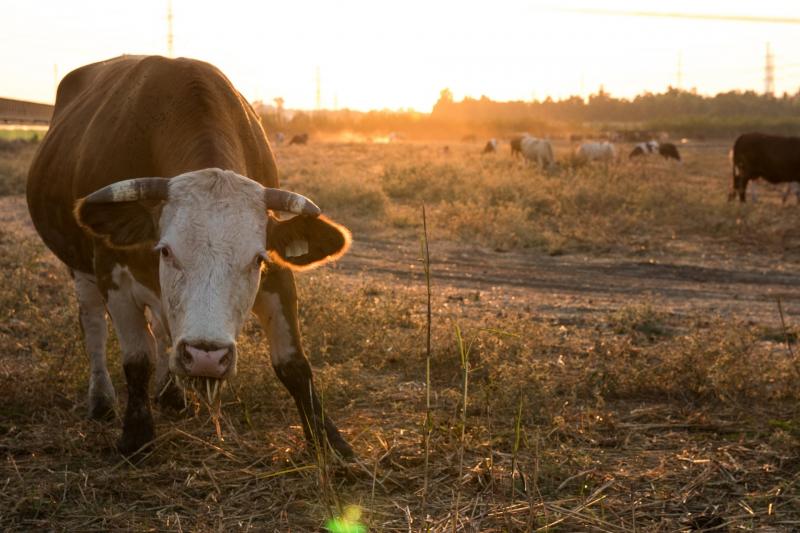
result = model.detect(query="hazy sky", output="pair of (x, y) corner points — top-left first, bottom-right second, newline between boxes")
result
(3, 1), (799, 111)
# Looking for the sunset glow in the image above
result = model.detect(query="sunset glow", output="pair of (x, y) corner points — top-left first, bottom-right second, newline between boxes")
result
(3, 0), (799, 110)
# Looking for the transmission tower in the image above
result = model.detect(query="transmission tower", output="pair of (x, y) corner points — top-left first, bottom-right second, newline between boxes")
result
(764, 42), (775, 95)
(167, 0), (174, 57)
(315, 66), (321, 110)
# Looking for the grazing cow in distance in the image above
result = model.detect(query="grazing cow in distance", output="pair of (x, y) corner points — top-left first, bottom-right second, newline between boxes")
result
(629, 140), (681, 162)
(26, 55), (354, 458)
(510, 136), (524, 158)
(520, 136), (555, 168)
(289, 133), (309, 145)
(576, 141), (616, 162)
(482, 138), (498, 154)
(629, 140), (659, 159)
(729, 132), (800, 202)
(658, 142), (681, 161)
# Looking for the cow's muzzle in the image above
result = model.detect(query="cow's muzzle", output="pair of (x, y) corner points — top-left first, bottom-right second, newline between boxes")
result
(176, 340), (235, 379)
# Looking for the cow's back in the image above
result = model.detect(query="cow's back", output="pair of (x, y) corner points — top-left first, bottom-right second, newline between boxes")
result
(27, 55), (277, 272)
(733, 133), (800, 183)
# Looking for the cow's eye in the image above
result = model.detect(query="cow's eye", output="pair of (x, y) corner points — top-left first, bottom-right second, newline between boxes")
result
(155, 244), (172, 260)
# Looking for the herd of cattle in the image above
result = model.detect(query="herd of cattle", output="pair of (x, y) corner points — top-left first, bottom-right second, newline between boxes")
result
(482, 132), (800, 204)
(19, 55), (800, 464)
(484, 134), (681, 168)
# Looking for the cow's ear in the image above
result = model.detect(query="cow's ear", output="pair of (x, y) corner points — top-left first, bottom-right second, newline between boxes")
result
(267, 214), (351, 271)
(74, 198), (162, 249)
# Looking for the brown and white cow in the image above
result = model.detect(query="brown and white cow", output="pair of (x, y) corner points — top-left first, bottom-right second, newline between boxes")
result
(26, 55), (354, 457)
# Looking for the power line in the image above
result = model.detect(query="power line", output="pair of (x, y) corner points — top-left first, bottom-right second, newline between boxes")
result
(554, 7), (800, 25)
(315, 66), (321, 110)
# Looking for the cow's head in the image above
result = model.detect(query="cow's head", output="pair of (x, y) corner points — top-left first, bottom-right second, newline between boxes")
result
(75, 168), (350, 383)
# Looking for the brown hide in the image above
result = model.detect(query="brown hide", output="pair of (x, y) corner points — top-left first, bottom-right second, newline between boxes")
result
(27, 55), (278, 283)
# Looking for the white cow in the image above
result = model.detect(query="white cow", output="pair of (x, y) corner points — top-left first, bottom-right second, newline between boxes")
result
(520, 136), (555, 168)
(576, 141), (616, 162)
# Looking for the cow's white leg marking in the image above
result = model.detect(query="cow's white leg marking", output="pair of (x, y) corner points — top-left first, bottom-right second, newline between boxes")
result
(146, 306), (184, 409)
(106, 265), (156, 454)
(145, 307), (170, 388)
(252, 266), (354, 458)
(107, 266), (156, 362)
(253, 291), (297, 366)
(73, 271), (115, 419)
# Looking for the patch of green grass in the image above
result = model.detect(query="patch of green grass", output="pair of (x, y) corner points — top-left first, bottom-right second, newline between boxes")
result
(0, 128), (46, 142)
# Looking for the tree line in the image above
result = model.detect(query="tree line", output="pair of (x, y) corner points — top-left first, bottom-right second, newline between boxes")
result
(258, 87), (800, 140)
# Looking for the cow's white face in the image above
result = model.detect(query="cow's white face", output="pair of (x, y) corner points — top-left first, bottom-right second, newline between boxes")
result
(157, 170), (267, 380)
(76, 167), (352, 383)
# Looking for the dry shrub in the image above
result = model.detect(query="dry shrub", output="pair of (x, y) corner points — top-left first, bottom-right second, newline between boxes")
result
(432, 201), (546, 250)
(289, 168), (389, 220)
(577, 313), (800, 405)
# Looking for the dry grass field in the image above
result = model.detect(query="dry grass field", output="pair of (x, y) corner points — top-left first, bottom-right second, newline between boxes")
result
(2, 138), (800, 531)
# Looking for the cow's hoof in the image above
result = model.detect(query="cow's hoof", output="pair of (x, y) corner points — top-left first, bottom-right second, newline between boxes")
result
(155, 380), (186, 412)
(323, 421), (355, 460)
(88, 394), (116, 421)
(88, 378), (116, 421)
(118, 407), (155, 457)
(328, 434), (355, 461)
(117, 427), (155, 457)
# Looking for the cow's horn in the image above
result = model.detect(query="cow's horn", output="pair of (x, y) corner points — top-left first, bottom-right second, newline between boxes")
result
(83, 178), (170, 203)
(264, 188), (321, 216)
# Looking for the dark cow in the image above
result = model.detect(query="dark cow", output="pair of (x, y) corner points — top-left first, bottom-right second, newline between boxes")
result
(26, 55), (354, 458)
(730, 132), (800, 202)
(658, 142), (681, 161)
(288, 133), (309, 145)
(510, 136), (523, 158)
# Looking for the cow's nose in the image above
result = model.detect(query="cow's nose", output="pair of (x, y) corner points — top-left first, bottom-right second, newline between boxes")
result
(180, 342), (232, 378)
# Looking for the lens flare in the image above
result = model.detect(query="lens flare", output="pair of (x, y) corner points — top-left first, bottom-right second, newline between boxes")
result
(325, 505), (365, 533)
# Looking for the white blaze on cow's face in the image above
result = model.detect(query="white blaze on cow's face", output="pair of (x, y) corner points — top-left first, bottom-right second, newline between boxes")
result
(157, 169), (267, 380)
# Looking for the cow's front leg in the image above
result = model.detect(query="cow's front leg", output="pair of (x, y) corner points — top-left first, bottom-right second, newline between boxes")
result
(73, 271), (116, 420)
(149, 308), (183, 411)
(253, 265), (354, 459)
(104, 268), (156, 456)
